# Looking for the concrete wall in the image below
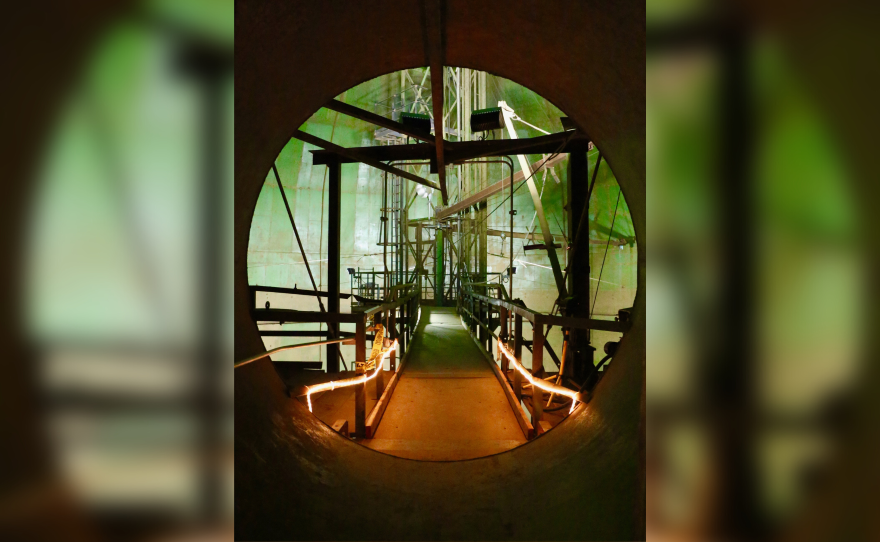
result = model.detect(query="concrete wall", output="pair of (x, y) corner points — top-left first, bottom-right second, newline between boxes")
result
(235, 1), (645, 539)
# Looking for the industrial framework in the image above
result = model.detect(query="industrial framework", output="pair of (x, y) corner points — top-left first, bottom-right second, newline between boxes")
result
(239, 65), (634, 441)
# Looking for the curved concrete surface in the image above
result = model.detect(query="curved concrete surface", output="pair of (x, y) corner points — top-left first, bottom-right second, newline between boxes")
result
(235, 1), (645, 539)
(362, 307), (526, 461)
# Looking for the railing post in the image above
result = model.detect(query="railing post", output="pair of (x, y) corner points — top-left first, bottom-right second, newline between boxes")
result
(400, 301), (407, 356)
(532, 321), (544, 424)
(355, 319), (367, 438)
(476, 299), (482, 345)
(411, 295), (415, 333)
(384, 311), (397, 371)
(485, 305), (492, 352)
(471, 297), (477, 333)
(514, 313), (523, 401)
(499, 306), (508, 370)
(389, 343), (397, 373)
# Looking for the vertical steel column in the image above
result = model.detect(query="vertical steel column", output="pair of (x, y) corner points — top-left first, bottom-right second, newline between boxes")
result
(416, 223), (423, 300)
(354, 319), (366, 438)
(486, 306), (491, 352)
(390, 346), (397, 373)
(435, 229), (445, 306)
(499, 305), (508, 370)
(477, 300), (483, 345)
(400, 300), (407, 356)
(567, 151), (594, 381)
(388, 305), (396, 341)
(513, 314), (523, 400)
(532, 322), (544, 424)
(327, 157), (342, 373)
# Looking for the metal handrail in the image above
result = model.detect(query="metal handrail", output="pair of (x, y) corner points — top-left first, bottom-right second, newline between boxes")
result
(234, 338), (350, 369)
(459, 286), (629, 333)
(238, 280), (421, 439)
(461, 281), (511, 301)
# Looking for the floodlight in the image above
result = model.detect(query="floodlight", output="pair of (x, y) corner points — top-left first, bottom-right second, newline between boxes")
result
(400, 112), (431, 135)
(470, 107), (504, 132)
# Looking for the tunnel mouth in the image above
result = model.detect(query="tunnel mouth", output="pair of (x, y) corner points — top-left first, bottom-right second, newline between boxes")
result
(245, 67), (637, 461)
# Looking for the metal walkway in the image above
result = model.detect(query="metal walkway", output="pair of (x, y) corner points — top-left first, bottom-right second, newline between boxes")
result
(361, 306), (526, 460)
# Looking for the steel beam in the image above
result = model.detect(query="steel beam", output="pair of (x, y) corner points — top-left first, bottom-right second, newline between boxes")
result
(500, 103), (567, 301)
(310, 130), (590, 165)
(440, 223), (566, 244)
(293, 129), (440, 191)
(567, 151), (594, 380)
(324, 99), (434, 144)
(354, 320), (367, 438)
(435, 153), (568, 219)
(326, 158), (341, 373)
(422, 0), (448, 204)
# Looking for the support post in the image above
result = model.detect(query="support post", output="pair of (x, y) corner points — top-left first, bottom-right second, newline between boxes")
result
(532, 322), (544, 424)
(390, 345), (397, 373)
(499, 306), (509, 370)
(354, 319), (366, 438)
(326, 157), (342, 373)
(489, 307), (494, 351)
(476, 300), (482, 345)
(388, 309), (398, 360)
(567, 151), (595, 381)
(400, 303), (407, 356)
(514, 313), (523, 400)
(416, 223), (423, 299)
(435, 229), (445, 306)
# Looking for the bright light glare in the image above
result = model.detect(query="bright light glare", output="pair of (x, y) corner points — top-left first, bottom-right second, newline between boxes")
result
(498, 341), (580, 414)
(305, 340), (399, 412)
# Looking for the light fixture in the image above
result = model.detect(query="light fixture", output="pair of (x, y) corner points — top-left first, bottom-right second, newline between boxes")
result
(400, 112), (431, 135)
(347, 268), (355, 275)
(415, 185), (434, 199)
(470, 107), (504, 132)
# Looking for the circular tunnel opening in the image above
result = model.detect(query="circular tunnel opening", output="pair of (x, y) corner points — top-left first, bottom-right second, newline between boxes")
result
(245, 67), (637, 461)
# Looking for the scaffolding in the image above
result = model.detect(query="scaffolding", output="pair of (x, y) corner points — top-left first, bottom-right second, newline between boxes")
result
(367, 67), (489, 306)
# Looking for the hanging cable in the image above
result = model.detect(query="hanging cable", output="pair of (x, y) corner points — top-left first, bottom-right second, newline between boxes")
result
(590, 189), (622, 318)
(272, 163), (348, 371)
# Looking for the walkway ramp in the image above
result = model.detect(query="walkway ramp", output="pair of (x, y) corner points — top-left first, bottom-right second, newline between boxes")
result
(362, 306), (525, 460)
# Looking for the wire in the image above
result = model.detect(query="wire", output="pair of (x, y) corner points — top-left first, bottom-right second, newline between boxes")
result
(467, 130), (577, 235)
(590, 189), (622, 318)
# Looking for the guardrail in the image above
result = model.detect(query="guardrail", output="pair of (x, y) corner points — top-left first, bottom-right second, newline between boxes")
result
(240, 283), (422, 438)
(456, 284), (629, 436)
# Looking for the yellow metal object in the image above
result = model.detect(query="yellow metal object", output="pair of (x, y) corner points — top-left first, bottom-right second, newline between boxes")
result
(305, 339), (399, 413)
(365, 324), (385, 370)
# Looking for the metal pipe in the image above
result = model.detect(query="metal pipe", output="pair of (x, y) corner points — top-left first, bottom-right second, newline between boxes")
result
(234, 338), (349, 369)
(385, 161), (430, 296)
(452, 158), (515, 296)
